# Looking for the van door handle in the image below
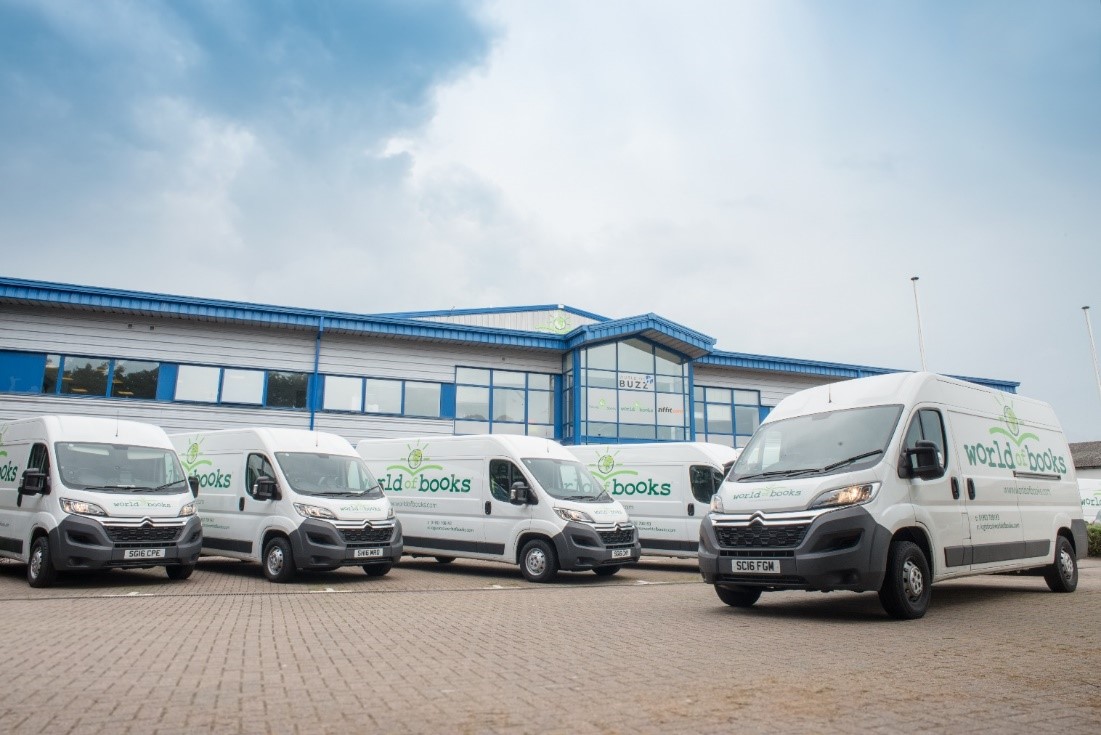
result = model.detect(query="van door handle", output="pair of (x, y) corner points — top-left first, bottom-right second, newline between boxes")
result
(484, 501), (492, 516)
(966, 478), (976, 500)
(950, 478), (960, 500)
(239, 497), (245, 511)
(687, 503), (695, 517)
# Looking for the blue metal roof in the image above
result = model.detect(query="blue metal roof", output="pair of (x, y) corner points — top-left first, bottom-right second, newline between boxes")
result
(0, 276), (1018, 390)
(376, 304), (612, 323)
(700, 350), (1020, 392)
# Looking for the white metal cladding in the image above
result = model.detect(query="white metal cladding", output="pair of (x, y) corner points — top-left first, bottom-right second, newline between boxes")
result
(0, 393), (453, 441)
(691, 366), (834, 408)
(1, 306), (317, 372)
(319, 332), (562, 381)
(409, 310), (599, 333)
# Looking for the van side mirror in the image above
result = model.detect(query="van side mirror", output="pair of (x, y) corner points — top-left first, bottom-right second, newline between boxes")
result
(19, 469), (47, 496)
(252, 476), (278, 501)
(509, 480), (531, 505)
(903, 441), (943, 480)
(188, 476), (200, 497)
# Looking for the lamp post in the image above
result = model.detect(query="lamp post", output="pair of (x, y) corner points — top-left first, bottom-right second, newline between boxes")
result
(911, 277), (928, 372)
(1083, 306), (1101, 408)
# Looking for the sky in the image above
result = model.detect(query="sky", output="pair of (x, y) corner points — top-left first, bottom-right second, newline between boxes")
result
(1, 0), (1100, 439)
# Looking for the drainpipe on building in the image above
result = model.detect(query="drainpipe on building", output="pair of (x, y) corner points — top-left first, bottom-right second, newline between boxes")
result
(309, 316), (325, 430)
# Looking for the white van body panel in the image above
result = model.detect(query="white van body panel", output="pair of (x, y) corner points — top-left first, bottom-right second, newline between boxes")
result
(700, 372), (1087, 612)
(0, 416), (202, 581)
(169, 428), (400, 573)
(569, 442), (739, 558)
(1079, 478), (1101, 524)
(356, 434), (641, 576)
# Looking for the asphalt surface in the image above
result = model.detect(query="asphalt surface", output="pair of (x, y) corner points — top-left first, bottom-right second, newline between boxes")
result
(0, 554), (1098, 734)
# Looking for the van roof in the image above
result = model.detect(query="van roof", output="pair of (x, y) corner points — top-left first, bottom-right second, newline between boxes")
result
(767, 372), (1061, 429)
(569, 442), (740, 465)
(168, 427), (356, 455)
(0, 415), (173, 447)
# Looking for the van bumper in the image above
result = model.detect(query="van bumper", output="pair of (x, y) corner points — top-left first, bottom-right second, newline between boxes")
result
(50, 515), (203, 570)
(552, 522), (641, 571)
(288, 518), (403, 570)
(699, 506), (891, 593)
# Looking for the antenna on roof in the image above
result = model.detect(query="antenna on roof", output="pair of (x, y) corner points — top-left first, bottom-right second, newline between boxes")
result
(911, 277), (928, 372)
(115, 410), (120, 438)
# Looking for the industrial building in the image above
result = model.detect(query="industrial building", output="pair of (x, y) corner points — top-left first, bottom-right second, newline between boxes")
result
(0, 277), (1017, 445)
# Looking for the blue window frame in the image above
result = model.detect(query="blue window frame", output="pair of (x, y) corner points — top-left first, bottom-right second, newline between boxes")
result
(454, 367), (557, 437)
(692, 386), (763, 448)
(319, 374), (443, 419)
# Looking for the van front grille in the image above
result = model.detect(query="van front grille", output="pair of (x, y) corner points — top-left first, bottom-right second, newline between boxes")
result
(598, 528), (634, 546)
(105, 526), (182, 544)
(715, 523), (809, 549)
(341, 527), (393, 545)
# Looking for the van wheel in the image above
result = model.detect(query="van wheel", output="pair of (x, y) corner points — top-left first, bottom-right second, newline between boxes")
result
(363, 563), (392, 577)
(593, 565), (621, 577)
(879, 540), (931, 619)
(715, 585), (761, 608)
(262, 537), (296, 583)
(520, 539), (559, 583)
(165, 564), (194, 580)
(1044, 536), (1077, 593)
(27, 536), (58, 588)
(434, 556), (455, 564)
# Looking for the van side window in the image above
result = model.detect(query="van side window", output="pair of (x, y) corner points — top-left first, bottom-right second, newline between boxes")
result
(902, 409), (948, 469)
(27, 443), (50, 473)
(689, 465), (723, 503)
(489, 460), (525, 502)
(246, 454), (275, 495)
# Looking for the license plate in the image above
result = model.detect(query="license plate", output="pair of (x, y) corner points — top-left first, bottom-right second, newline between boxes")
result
(353, 548), (383, 559)
(124, 548), (165, 560)
(731, 559), (780, 574)
(611, 548), (632, 559)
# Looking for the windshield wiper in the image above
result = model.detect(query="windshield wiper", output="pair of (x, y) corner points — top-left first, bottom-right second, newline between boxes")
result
(819, 450), (884, 473)
(738, 468), (819, 481)
(147, 480), (187, 492)
(559, 495), (598, 502)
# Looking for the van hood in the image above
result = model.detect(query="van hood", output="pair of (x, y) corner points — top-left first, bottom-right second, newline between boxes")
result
(718, 469), (883, 513)
(555, 497), (631, 524)
(71, 491), (194, 519)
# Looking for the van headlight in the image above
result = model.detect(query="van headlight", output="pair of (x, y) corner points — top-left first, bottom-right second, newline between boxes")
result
(60, 498), (108, 517)
(294, 503), (337, 520)
(386, 506), (395, 520)
(178, 502), (196, 517)
(554, 507), (595, 523)
(710, 494), (725, 514)
(808, 483), (879, 510)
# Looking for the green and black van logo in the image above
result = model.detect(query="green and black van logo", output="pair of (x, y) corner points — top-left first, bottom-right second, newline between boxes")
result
(963, 397), (1067, 474)
(380, 441), (470, 493)
(0, 428), (17, 483)
(178, 436), (231, 489)
(588, 448), (670, 497)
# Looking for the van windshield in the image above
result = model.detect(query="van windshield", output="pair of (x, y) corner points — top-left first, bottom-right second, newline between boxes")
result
(521, 458), (611, 503)
(55, 442), (189, 493)
(730, 405), (904, 482)
(275, 452), (384, 498)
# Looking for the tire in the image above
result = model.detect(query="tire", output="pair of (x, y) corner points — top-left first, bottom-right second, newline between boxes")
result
(165, 564), (195, 580)
(262, 537), (297, 583)
(434, 556), (455, 565)
(1043, 535), (1078, 593)
(593, 565), (621, 577)
(362, 563), (392, 577)
(878, 539), (932, 619)
(519, 539), (559, 583)
(27, 535), (58, 588)
(715, 585), (761, 608)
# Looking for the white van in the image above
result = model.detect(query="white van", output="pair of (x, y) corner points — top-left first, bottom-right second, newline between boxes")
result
(169, 428), (401, 582)
(569, 442), (739, 558)
(0, 415), (202, 587)
(1079, 479), (1101, 524)
(699, 372), (1088, 619)
(355, 435), (641, 582)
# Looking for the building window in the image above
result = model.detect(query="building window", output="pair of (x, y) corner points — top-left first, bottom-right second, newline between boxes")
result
(365, 379), (403, 414)
(405, 382), (441, 418)
(61, 357), (109, 396)
(176, 365), (220, 402)
(266, 371), (309, 409)
(454, 367), (556, 437)
(112, 360), (159, 400)
(321, 374), (443, 418)
(694, 386), (762, 447)
(576, 338), (688, 443)
(220, 369), (265, 405)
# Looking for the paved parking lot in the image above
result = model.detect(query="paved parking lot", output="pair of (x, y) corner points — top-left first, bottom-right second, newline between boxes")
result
(0, 555), (1098, 734)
